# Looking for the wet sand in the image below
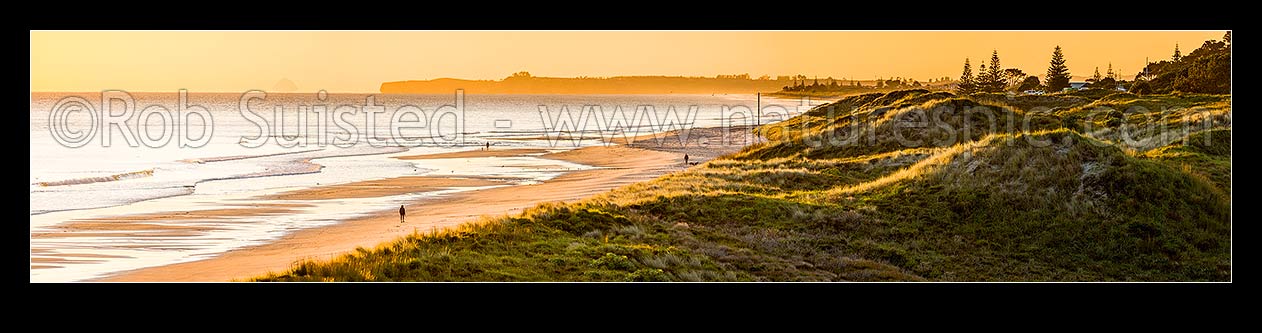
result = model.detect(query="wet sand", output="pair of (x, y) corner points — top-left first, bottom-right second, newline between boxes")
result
(609, 125), (764, 162)
(262, 176), (509, 200)
(97, 145), (684, 282)
(32, 205), (305, 240)
(394, 148), (551, 160)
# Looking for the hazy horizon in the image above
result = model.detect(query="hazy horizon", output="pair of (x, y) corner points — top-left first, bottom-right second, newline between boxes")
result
(31, 31), (1223, 93)
(29, 30), (1231, 283)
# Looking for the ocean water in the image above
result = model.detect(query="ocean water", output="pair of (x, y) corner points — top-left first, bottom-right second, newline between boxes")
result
(29, 92), (819, 282)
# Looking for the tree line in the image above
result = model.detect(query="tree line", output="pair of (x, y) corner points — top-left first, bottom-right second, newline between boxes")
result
(779, 76), (933, 93)
(777, 32), (1230, 96)
(779, 76), (955, 94)
(1132, 32), (1230, 94)
(955, 32), (1229, 95)
(956, 48), (1061, 94)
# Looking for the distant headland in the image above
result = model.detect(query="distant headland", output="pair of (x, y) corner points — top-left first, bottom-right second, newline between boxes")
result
(380, 72), (881, 95)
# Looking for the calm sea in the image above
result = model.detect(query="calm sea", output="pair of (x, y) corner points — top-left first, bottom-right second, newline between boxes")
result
(29, 92), (818, 281)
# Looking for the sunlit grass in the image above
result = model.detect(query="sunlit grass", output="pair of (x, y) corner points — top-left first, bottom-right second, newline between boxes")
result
(254, 89), (1231, 282)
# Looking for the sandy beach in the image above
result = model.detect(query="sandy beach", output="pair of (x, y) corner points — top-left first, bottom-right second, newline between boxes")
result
(31, 204), (308, 239)
(96, 145), (689, 282)
(263, 176), (507, 200)
(31, 30), (1232, 283)
(394, 148), (552, 160)
(609, 125), (763, 161)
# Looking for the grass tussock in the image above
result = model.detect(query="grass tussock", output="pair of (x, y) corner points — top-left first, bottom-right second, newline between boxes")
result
(255, 89), (1230, 282)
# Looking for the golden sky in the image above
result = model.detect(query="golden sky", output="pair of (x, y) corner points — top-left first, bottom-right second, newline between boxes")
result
(30, 31), (1224, 93)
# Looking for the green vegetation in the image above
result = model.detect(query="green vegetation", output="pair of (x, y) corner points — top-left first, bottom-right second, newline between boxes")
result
(256, 89), (1230, 282)
(1143, 129), (1232, 194)
(1045, 46), (1073, 92)
(956, 58), (975, 94)
(784, 32), (1229, 98)
(1135, 32), (1231, 94)
(979, 50), (1005, 92)
(955, 47), (1091, 94)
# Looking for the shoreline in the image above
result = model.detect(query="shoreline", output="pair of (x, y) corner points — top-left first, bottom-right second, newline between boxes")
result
(96, 145), (687, 282)
(610, 125), (765, 162)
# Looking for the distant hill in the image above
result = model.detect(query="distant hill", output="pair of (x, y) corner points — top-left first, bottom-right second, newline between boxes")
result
(381, 73), (871, 95)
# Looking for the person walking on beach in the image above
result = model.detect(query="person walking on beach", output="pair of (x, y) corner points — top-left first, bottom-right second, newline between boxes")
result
(486, 142), (491, 151)
(684, 154), (689, 166)
(399, 205), (406, 223)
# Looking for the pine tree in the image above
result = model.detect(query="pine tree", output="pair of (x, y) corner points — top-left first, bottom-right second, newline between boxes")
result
(1106, 63), (1115, 80)
(1173, 43), (1182, 62)
(957, 58), (975, 94)
(978, 64), (987, 90)
(1091, 67), (1102, 82)
(984, 50), (1003, 92)
(1045, 46), (1071, 92)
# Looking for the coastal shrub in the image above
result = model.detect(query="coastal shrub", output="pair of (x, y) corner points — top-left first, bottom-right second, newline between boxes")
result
(625, 268), (670, 282)
(591, 252), (636, 271)
(254, 90), (1230, 282)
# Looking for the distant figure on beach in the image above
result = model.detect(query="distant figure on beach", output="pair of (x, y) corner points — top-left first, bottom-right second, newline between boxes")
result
(399, 205), (406, 223)
(684, 154), (689, 166)
(486, 142), (491, 151)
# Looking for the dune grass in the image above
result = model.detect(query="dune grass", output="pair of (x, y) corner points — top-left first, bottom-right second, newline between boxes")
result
(254, 89), (1231, 282)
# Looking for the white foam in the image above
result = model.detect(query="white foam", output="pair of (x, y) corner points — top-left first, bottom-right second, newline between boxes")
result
(29, 93), (813, 282)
